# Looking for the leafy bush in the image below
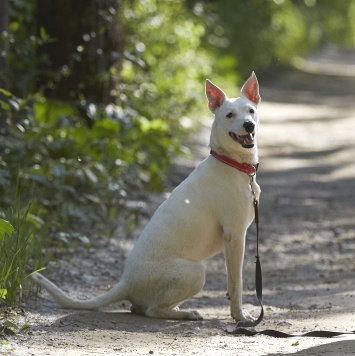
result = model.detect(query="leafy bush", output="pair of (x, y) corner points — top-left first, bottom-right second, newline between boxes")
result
(0, 92), (183, 238)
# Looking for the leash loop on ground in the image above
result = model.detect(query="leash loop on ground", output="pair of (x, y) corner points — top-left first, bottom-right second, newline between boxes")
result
(227, 327), (355, 338)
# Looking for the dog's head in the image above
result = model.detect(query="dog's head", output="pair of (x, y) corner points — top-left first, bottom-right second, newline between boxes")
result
(206, 72), (260, 161)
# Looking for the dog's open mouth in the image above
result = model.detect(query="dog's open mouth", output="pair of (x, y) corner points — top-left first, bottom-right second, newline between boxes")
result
(229, 132), (255, 148)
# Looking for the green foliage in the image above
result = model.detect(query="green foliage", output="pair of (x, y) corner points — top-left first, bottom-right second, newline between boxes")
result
(121, 0), (216, 118)
(0, 93), (182, 238)
(4, 0), (52, 96)
(196, 0), (309, 75)
(0, 220), (14, 240)
(0, 206), (44, 307)
(301, 0), (355, 46)
(0, 308), (31, 341)
(194, 0), (355, 77)
(0, 319), (30, 335)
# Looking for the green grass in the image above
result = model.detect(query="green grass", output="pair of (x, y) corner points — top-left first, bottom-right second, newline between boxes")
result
(0, 204), (44, 307)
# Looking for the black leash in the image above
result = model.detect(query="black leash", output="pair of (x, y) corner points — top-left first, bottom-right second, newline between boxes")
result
(227, 173), (355, 338)
(227, 327), (355, 338)
(233, 174), (263, 329)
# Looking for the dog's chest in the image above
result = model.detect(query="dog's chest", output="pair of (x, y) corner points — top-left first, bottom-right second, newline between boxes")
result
(224, 177), (257, 214)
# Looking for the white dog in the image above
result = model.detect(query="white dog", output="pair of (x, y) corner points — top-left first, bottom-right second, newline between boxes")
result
(32, 73), (261, 322)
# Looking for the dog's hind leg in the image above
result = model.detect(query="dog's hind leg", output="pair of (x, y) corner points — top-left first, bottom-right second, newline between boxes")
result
(140, 259), (205, 320)
(130, 304), (146, 316)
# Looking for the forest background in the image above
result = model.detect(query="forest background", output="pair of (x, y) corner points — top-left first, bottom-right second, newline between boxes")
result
(0, 0), (355, 308)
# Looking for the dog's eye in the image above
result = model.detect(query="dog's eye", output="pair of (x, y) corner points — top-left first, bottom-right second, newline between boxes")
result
(249, 108), (255, 114)
(226, 112), (233, 118)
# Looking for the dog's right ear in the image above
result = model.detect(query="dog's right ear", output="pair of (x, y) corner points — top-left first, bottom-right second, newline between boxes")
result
(205, 80), (226, 112)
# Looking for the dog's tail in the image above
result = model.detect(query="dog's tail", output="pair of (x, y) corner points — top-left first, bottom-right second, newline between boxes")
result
(31, 272), (129, 310)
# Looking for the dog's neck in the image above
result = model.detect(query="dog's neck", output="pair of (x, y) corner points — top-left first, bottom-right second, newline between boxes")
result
(209, 136), (259, 166)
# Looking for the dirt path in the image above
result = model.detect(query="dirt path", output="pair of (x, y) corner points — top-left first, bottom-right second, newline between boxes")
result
(2, 64), (355, 355)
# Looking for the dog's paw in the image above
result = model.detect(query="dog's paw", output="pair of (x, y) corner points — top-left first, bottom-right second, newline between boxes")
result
(232, 308), (255, 322)
(188, 310), (203, 321)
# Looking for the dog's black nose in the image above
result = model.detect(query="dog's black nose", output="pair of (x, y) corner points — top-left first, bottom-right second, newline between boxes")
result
(243, 121), (255, 133)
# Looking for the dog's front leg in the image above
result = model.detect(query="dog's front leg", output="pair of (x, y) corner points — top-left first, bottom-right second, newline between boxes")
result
(224, 233), (254, 322)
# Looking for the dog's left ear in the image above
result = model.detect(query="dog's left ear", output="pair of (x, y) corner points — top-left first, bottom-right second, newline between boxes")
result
(241, 72), (260, 104)
(205, 79), (226, 112)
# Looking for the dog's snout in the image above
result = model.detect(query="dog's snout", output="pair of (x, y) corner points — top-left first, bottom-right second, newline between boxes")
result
(243, 121), (255, 133)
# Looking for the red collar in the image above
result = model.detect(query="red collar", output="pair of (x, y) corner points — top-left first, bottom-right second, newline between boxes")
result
(210, 150), (259, 175)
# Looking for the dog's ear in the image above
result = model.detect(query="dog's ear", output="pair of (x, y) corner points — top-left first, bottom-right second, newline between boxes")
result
(241, 72), (260, 104)
(205, 79), (226, 112)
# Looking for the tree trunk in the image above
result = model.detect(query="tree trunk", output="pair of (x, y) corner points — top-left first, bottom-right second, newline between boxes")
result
(37, 0), (122, 106)
(0, 0), (10, 127)
(0, 0), (9, 89)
